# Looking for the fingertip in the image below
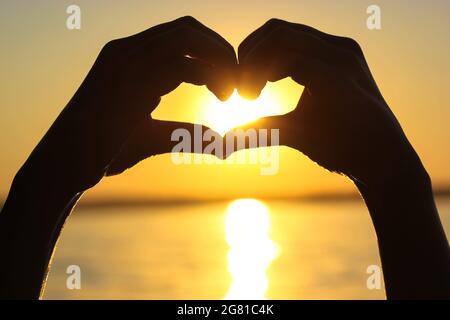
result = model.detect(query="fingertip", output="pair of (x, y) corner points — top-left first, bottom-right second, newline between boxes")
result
(207, 83), (234, 101)
(236, 86), (262, 100)
(237, 70), (265, 100)
(218, 87), (235, 101)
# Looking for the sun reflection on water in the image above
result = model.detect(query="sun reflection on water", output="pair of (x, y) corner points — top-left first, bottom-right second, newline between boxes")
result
(224, 199), (279, 299)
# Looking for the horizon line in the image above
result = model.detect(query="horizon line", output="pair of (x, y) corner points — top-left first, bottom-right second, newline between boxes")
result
(2, 188), (450, 210)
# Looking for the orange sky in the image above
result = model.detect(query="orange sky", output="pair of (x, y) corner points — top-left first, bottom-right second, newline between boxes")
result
(1, 0), (449, 200)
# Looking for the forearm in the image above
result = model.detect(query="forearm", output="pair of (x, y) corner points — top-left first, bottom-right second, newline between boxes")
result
(0, 166), (81, 299)
(356, 166), (450, 299)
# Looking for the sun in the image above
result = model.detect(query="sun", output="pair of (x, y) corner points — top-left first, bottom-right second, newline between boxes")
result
(151, 77), (301, 137)
(202, 87), (283, 136)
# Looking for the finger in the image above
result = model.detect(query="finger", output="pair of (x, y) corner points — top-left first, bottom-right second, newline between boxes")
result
(222, 115), (288, 158)
(238, 20), (362, 98)
(239, 25), (339, 97)
(110, 16), (238, 101)
(101, 16), (198, 54)
(238, 19), (284, 62)
(106, 119), (224, 176)
(239, 19), (363, 65)
(123, 56), (215, 105)
(238, 20), (292, 98)
(112, 16), (236, 58)
(271, 54), (340, 90)
(283, 22), (370, 83)
(284, 21), (368, 74)
(125, 16), (236, 58)
(222, 111), (319, 159)
(149, 56), (225, 97)
(136, 21), (237, 100)
(180, 16), (236, 59)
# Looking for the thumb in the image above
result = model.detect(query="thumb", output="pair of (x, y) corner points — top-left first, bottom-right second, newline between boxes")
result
(106, 119), (222, 176)
(222, 114), (297, 159)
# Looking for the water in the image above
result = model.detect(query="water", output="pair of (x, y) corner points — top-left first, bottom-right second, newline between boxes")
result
(43, 198), (450, 300)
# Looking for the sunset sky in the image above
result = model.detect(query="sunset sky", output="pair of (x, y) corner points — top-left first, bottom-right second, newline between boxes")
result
(1, 0), (449, 201)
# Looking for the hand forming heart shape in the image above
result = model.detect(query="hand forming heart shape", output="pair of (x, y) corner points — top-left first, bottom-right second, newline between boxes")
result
(103, 17), (419, 191)
(22, 16), (421, 195)
(3, 16), (438, 301)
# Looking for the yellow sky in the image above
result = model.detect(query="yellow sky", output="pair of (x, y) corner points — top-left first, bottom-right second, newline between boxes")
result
(1, 0), (449, 200)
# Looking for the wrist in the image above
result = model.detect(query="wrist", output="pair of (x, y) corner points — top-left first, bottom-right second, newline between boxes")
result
(16, 159), (79, 200)
(8, 160), (81, 223)
(353, 139), (430, 193)
(0, 169), (82, 299)
(353, 154), (435, 231)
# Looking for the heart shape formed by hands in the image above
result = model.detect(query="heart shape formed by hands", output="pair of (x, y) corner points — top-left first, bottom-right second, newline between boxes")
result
(100, 16), (411, 191)
(4, 15), (442, 302)
(152, 78), (302, 136)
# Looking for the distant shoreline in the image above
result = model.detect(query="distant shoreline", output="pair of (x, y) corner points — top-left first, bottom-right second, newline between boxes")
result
(2, 188), (450, 210)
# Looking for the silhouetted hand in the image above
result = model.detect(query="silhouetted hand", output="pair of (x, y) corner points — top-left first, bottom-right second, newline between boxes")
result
(237, 19), (450, 299)
(1, 16), (448, 300)
(0, 17), (237, 299)
(237, 19), (424, 188)
(18, 16), (237, 195)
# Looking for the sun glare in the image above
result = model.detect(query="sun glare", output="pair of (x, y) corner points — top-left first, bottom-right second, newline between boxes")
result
(152, 78), (301, 138)
(224, 199), (279, 299)
(203, 88), (281, 136)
